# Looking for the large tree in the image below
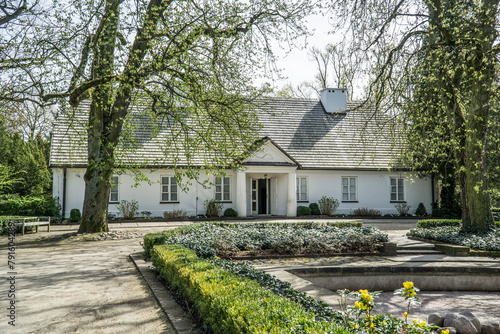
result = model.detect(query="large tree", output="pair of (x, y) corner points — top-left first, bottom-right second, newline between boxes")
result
(1, 0), (314, 232)
(332, 0), (499, 232)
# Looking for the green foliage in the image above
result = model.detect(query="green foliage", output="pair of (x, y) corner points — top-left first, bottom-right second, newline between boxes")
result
(297, 205), (311, 216)
(116, 200), (139, 220)
(415, 203), (428, 217)
(0, 130), (51, 197)
(0, 194), (59, 217)
(149, 222), (387, 258)
(151, 244), (349, 334)
(394, 202), (411, 216)
(309, 203), (321, 215)
(69, 209), (81, 222)
(223, 208), (238, 217)
(0, 216), (16, 235)
(352, 207), (381, 217)
(409, 225), (500, 251)
(204, 199), (223, 218)
(416, 219), (462, 229)
(318, 196), (340, 216)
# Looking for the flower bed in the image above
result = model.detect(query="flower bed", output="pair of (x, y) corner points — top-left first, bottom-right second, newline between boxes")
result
(144, 221), (388, 259)
(409, 220), (500, 251)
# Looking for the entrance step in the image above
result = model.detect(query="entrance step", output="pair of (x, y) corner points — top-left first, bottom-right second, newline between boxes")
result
(397, 249), (444, 256)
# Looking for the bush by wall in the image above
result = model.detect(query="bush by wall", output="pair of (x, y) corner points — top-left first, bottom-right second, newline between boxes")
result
(415, 203), (428, 217)
(352, 207), (382, 217)
(317, 196), (339, 216)
(223, 208), (238, 217)
(297, 205), (311, 216)
(69, 209), (81, 222)
(151, 244), (348, 334)
(309, 203), (321, 215)
(117, 199), (139, 220)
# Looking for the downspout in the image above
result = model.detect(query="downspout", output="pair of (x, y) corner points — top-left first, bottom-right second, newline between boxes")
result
(62, 167), (67, 219)
(431, 174), (435, 207)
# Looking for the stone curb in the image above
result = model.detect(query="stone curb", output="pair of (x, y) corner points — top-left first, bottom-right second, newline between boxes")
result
(129, 252), (200, 334)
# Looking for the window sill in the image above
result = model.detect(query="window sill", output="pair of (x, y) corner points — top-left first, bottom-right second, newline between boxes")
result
(217, 201), (232, 203)
(160, 201), (180, 204)
(297, 201), (309, 203)
(109, 202), (119, 204)
(390, 201), (406, 203)
(342, 201), (359, 203)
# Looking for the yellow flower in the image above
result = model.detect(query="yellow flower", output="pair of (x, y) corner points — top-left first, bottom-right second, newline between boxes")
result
(370, 322), (375, 329)
(441, 330), (450, 334)
(403, 281), (414, 290)
(355, 301), (362, 309)
(359, 289), (369, 294)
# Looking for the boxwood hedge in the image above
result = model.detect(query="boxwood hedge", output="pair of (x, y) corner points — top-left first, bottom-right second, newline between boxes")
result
(151, 244), (349, 334)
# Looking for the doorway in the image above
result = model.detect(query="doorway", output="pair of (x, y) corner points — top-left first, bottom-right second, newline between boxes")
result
(251, 178), (271, 215)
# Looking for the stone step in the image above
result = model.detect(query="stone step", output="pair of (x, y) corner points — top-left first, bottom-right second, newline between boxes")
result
(397, 249), (443, 255)
(397, 244), (436, 251)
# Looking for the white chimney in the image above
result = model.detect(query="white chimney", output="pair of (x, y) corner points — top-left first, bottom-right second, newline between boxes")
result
(320, 88), (347, 113)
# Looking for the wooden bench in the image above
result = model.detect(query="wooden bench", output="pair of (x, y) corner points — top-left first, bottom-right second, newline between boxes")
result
(10, 217), (51, 235)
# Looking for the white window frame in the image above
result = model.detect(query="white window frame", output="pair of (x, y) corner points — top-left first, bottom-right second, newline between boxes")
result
(296, 176), (308, 202)
(342, 176), (357, 202)
(390, 177), (405, 202)
(109, 176), (119, 203)
(161, 175), (178, 202)
(215, 176), (231, 202)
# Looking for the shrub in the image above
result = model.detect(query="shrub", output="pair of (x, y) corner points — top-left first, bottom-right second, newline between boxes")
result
(415, 203), (428, 217)
(204, 199), (223, 217)
(0, 194), (59, 216)
(394, 202), (411, 216)
(352, 207), (381, 217)
(68, 209), (81, 222)
(416, 219), (462, 228)
(223, 208), (238, 217)
(151, 244), (348, 334)
(297, 205), (311, 216)
(117, 199), (139, 220)
(318, 196), (339, 215)
(163, 209), (186, 220)
(309, 203), (321, 215)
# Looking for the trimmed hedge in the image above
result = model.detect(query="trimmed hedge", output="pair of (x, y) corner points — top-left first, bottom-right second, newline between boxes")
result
(210, 221), (364, 228)
(151, 244), (348, 334)
(297, 206), (311, 216)
(416, 219), (462, 228)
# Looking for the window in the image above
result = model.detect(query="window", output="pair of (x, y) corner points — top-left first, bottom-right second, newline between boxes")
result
(215, 176), (231, 201)
(161, 176), (178, 202)
(110, 176), (119, 203)
(296, 177), (308, 201)
(391, 178), (405, 201)
(342, 177), (357, 201)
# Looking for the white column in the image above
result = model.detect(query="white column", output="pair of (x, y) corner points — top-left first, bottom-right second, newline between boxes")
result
(287, 171), (296, 217)
(236, 170), (247, 217)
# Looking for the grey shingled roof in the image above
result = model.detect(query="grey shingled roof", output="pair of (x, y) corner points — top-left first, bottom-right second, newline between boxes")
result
(49, 97), (402, 170)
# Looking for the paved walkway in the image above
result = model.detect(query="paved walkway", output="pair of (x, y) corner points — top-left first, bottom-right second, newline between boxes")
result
(1, 218), (499, 333)
(0, 222), (190, 334)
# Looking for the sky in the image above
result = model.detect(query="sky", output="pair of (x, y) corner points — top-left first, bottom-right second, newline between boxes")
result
(265, 13), (338, 92)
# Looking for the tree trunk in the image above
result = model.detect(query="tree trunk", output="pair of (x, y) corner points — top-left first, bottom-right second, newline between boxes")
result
(79, 165), (113, 233)
(457, 85), (495, 233)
